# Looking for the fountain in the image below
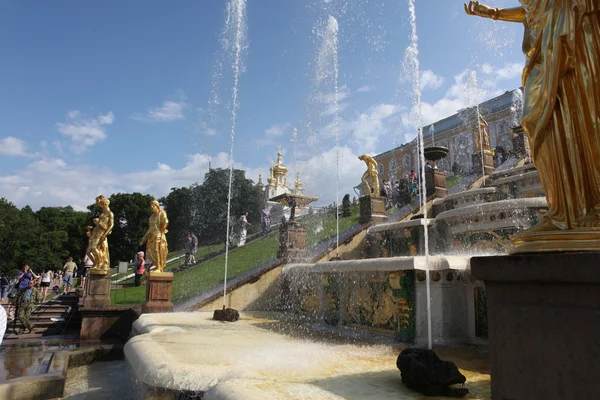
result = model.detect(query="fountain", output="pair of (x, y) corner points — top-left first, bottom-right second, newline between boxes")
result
(118, 1), (600, 399)
(423, 145), (449, 198)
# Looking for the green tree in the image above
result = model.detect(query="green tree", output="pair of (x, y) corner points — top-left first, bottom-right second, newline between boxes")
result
(195, 168), (263, 244)
(160, 186), (195, 250)
(341, 194), (351, 217)
(36, 206), (89, 264)
(0, 198), (22, 273)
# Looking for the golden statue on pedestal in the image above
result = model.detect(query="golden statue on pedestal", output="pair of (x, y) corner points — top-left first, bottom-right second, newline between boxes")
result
(139, 200), (169, 272)
(474, 114), (491, 153)
(359, 154), (381, 197)
(466, 0), (600, 253)
(86, 195), (114, 273)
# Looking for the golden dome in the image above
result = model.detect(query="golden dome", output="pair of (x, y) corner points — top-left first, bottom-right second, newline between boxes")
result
(272, 151), (288, 174)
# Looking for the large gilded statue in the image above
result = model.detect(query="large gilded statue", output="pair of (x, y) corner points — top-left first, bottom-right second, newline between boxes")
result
(139, 200), (169, 272)
(466, 1), (600, 252)
(86, 195), (114, 272)
(474, 114), (491, 153)
(358, 154), (381, 197)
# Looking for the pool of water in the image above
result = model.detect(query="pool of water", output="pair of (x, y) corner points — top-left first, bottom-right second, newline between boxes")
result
(0, 342), (78, 382)
(126, 312), (491, 399)
(63, 360), (133, 399)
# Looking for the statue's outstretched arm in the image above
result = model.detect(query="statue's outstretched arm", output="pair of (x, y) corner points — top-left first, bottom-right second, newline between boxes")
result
(464, 2), (525, 23)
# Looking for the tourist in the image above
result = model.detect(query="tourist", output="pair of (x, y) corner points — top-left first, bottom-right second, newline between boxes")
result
(261, 205), (271, 236)
(190, 232), (198, 264)
(15, 265), (38, 292)
(16, 279), (41, 335)
(81, 254), (93, 290)
(62, 257), (78, 294)
(39, 267), (54, 303)
(239, 211), (250, 246)
(1, 272), (9, 302)
(134, 251), (145, 287)
(425, 162), (433, 172)
(184, 234), (194, 266)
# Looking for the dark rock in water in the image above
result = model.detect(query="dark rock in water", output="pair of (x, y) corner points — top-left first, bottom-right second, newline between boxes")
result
(396, 348), (468, 398)
(213, 307), (240, 322)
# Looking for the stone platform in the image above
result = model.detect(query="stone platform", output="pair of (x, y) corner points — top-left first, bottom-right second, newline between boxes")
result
(472, 253), (600, 400)
(124, 312), (491, 399)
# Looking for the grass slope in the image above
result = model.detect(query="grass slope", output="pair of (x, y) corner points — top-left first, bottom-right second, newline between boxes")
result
(110, 205), (360, 306)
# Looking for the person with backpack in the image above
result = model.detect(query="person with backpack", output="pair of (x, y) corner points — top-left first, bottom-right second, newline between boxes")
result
(16, 279), (42, 334)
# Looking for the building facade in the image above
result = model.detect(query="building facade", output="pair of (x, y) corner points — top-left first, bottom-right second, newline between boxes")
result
(368, 89), (525, 190)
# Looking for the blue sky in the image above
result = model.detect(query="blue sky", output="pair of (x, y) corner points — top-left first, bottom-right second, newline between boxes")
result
(0, 0), (524, 210)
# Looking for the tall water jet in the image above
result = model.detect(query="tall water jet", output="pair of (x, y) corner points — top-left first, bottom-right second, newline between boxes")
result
(404, 0), (432, 349)
(220, 0), (248, 306)
(314, 15), (341, 255)
(466, 71), (487, 185)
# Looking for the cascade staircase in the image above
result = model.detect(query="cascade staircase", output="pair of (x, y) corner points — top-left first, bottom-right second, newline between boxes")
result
(2, 293), (81, 340)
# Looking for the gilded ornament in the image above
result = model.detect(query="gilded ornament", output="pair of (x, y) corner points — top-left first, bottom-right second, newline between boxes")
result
(139, 199), (169, 273)
(358, 154), (381, 197)
(466, 1), (600, 253)
(86, 195), (114, 273)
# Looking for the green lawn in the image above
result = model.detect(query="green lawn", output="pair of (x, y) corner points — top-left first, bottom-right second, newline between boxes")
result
(110, 233), (278, 306)
(111, 244), (224, 285)
(304, 204), (360, 248)
(446, 175), (464, 189)
(110, 205), (360, 307)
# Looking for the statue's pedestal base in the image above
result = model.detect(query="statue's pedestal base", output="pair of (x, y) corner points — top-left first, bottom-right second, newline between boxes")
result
(83, 270), (111, 308)
(471, 253), (600, 400)
(472, 151), (495, 176)
(277, 223), (308, 262)
(425, 170), (447, 198)
(80, 306), (139, 341)
(359, 196), (387, 224)
(142, 272), (174, 313)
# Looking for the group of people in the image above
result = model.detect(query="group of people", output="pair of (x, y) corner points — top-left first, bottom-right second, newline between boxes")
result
(184, 232), (199, 266)
(0, 256), (88, 334)
(379, 169), (421, 210)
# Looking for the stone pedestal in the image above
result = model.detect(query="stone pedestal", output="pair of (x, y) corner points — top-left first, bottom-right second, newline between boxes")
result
(359, 196), (387, 224)
(425, 170), (448, 198)
(80, 306), (139, 340)
(472, 151), (495, 176)
(471, 253), (600, 400)
(83, 269), (112, 308)
(142, 271), (174, 313)
(278, 223), (308, 262)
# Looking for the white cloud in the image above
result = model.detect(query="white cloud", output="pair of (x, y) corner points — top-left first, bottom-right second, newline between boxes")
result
(133, 99), (187, 122)
(420, 70), (444, 91)
(400, 62), (524, 136)
(265, 122), (292, 137)
(205, 128), (217, 136)
(0, 151), (241, 210)
(356, 85), (374, 93)
(298, 145), (365, 206)
(56, 111), (114, 153)
(318, 85), (351, 117)
(481, 62), (523, 80)
(0, 136), (33, 157)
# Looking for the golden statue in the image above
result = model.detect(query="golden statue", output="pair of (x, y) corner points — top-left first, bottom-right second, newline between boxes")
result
(86, 195), (114, 272)
(358, 154), (381, 197)
(466, 1), (600, 253)
(139, 199), (169, 272)
(474, 113), (491, 153)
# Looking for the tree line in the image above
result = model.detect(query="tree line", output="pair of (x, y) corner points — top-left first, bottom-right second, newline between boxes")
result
(0, 168), (263, 274)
